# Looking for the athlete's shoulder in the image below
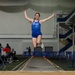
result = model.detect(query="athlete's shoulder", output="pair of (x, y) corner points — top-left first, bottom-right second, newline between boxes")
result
(39, 20), (42, 24)
(29, 19), (34, 23)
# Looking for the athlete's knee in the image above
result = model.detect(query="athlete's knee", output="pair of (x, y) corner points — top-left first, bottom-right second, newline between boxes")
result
(37, 42), (41, 45)
(33, 45), (37, 48)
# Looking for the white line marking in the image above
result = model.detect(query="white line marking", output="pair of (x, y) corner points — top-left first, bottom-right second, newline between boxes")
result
(12, 60), (26, 71)
(43, 57), (64, 71)
(20, 56), (33, 71)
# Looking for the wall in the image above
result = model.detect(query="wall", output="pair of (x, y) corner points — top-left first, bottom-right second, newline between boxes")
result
(0, 38), (58, 54)
(0, 0), (75, 54)
(0, 9), (56, 36)
(0, 0), (75, 36)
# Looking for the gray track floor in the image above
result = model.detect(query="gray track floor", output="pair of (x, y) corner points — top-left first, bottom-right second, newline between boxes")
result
(21, 57), (60, 71)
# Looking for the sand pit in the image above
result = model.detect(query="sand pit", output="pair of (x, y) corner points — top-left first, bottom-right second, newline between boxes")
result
(0, 71), (75, 75)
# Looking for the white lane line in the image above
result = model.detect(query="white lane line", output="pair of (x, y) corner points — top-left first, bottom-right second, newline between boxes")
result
(43, 57), (64, 71)
(20, 56), (33, 71)
(12, 60), (25, 71)
(17, 60), (27, 71)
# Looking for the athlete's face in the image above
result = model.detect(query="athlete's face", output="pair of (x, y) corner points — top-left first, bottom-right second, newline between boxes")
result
(34, 14), (40, 20)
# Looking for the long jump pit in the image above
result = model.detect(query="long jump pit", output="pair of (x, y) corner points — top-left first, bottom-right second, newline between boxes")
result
(0, 71), (75, 75)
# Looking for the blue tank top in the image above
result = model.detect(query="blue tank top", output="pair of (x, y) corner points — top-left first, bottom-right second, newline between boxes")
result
(31, 21), (41, 34)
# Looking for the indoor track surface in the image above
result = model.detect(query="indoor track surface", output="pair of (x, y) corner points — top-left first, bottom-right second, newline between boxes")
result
(18, 56), (61, 71)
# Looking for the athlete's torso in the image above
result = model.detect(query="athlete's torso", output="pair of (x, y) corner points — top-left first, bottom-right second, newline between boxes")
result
(31, 20), (41, 34)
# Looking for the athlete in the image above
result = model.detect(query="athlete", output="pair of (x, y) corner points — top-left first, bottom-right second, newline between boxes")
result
(24, 10), (55, 50)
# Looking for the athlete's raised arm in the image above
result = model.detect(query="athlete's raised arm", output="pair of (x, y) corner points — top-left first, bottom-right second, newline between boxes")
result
(24, 10), (33, 23)
(40, 13), (55, 24)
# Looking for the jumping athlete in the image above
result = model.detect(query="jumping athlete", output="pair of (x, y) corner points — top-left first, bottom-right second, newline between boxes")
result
(24, 10), (55, 50)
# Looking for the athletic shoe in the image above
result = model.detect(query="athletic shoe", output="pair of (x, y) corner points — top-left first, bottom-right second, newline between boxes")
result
(41, 42), (44, 48)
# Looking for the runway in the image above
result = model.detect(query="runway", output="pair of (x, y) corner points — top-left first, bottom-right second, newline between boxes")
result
(18, 56), (61, 71)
